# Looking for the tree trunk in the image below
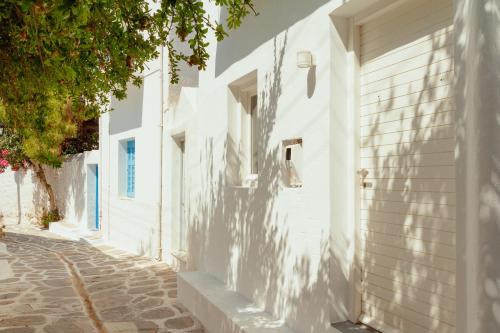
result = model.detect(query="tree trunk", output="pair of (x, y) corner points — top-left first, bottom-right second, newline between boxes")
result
(33, 163), (58, 214)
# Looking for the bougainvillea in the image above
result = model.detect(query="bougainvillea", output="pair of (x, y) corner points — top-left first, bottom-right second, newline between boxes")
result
(0, 149), (9, 174)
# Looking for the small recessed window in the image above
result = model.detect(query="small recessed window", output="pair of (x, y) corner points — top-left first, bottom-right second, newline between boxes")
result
(283, 138), (303, 188)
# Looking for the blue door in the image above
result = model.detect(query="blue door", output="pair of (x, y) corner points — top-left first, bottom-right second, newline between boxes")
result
(95, 165), (99, 229)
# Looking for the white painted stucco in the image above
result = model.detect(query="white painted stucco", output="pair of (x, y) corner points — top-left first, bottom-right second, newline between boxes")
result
(99, 55), (163, 258)
(0, 168), (41, 225)
(0, 150), (99, 230)
(164, 1), (360, 331)
(455, 0), (500, 332)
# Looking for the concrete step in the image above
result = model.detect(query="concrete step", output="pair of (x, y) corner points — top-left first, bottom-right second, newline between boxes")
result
(178, 271), (298, 333)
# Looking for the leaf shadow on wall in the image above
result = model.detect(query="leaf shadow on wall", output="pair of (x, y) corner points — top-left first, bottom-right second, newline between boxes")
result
(189, 32), (335, 333)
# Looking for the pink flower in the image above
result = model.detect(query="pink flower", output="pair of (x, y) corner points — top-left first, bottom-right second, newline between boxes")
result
(0, 169), (4, 174)
(1, 149), (8, 157)
(0, 159), (8, 167)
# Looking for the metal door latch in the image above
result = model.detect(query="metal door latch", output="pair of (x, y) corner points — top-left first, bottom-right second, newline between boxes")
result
(357, 169), (371, 189)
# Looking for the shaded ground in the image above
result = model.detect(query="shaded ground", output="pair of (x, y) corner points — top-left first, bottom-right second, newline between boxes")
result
(0, 226), (203, 333)
(332, 321), (380, 333)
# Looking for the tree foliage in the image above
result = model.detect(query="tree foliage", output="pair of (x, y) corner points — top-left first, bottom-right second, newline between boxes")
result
(0, 0), (255, 166)
(0, 130), (27, 172)
(61, 118), (99, 155)
(0, 0), (255, 218)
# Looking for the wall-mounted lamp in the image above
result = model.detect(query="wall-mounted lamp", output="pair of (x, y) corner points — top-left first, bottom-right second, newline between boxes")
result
(297, 50), (314, 68)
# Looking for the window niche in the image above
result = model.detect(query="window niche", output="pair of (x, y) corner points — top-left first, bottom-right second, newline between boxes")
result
(282, 138), (303, 188)
(227, 70), (259, 187)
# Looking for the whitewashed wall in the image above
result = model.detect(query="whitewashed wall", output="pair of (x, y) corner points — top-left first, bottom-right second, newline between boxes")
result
(166, 1), (353, 332)
(0, 168), (42, 225)
(99, 54), (163, 259)
(0, 150), (99, 228)
(46, 150), (99, 230)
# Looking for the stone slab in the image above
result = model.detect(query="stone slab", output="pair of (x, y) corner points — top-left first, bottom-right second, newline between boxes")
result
(178, 271), (296, 333)
(0, 243), (8, 254)
(0, 260), (13, 280)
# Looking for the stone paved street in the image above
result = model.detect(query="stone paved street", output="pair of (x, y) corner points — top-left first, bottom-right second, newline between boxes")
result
(0, 226), (204, 333)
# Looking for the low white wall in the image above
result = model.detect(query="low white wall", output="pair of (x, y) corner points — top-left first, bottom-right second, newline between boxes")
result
(0, 150), (99, 229)
(46, 150), (99, 229)
(0, 168), (43, 225)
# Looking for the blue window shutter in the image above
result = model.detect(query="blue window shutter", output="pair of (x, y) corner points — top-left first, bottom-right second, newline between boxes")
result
(126, 140), (135, 198)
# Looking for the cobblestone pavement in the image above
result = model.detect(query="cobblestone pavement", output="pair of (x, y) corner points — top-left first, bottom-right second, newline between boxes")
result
(0, 226), (204, 333)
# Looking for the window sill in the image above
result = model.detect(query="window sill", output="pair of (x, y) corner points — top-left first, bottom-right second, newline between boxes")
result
(119, 196), (135, 201)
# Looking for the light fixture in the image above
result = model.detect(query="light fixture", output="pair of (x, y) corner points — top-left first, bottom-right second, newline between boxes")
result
(297, 50), (314, 68)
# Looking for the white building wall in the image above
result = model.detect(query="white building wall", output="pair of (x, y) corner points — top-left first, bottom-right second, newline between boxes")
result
(167, 1), (353, 331)
(100, 55), (163, 258)
(454, 0), (500, 332)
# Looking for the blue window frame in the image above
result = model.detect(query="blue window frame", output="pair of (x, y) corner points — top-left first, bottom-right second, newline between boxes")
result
(126, 139), (135, 198)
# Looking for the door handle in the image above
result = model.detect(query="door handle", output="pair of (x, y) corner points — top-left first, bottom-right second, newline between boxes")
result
(357, 169), (371, 188)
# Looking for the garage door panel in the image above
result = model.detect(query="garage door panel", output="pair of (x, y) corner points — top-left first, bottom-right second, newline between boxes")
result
(362, 178), (455, 193)
(361, 1), (453, 62)
(362, 15), (453, 64)
(361, 71), (453, 106)
(362, 46), (453, 87)
(361, 151), (455, 170)
(364, 287), (456, 320)
(361, 85), (453, 115)
(362, 241), (456, 273)
(362, 200), (455, 221)
(361, 139), (455, 158)
(361, 111), (455, 137)
(361, 187), (456, 204)
(361, 125), (455, 147)
(361, 220), (456, 246)
(359, 0), (455, 330)
(362, 60), (454, 97)
(364, 270), (456, 300)
(363, 281), (456, 320)
(361, 99), (454, 127)
(361, 210), (455, 232)
(363, 165), (455, 181)
(361, 231), (456, 260)
(361, 0), (449, 39)
(362, 5), (452, 55)
(362, 29), (453, 75)
(362, 262), (456, 296)
(361, 297), (455, 333)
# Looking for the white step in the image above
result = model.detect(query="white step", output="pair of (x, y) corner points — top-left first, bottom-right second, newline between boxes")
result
(178, 271), (302, 333)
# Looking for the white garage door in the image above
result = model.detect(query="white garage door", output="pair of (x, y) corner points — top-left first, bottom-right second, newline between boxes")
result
(359, 0), (455, 332)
